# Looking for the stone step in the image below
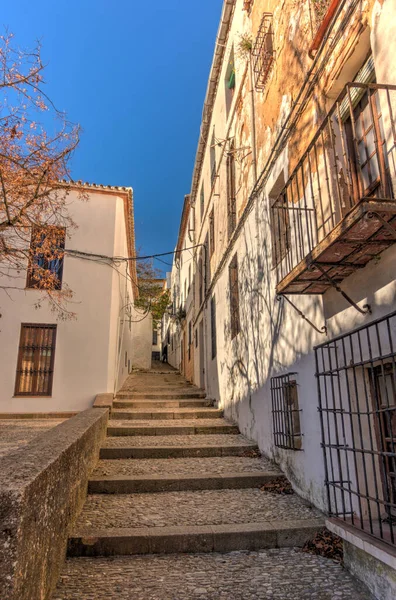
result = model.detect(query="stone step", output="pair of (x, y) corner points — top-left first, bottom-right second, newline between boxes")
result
(67, 519), (324, 557)
(113, 399), (214, 409)
(110, 408), (224, 420)
(54, 549), (374, 599)
(100, 434), (259, 459)
(116, 391), (206, 399)
(93, 456), (279, 478)
(88, 471), (278, 493)
(106, 419), (239, 437)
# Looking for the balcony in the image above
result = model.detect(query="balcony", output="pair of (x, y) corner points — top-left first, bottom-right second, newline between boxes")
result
(271, 82), (396, 296)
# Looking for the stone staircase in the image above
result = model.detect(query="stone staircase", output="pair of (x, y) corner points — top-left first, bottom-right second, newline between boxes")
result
(66, 367), (323, 557)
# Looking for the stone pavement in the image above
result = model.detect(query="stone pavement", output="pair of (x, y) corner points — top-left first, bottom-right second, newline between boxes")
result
(0, 418), (65, 458)
(54, 366), (372, 599)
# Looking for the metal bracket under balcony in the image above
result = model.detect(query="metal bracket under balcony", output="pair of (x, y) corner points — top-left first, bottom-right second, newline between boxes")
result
(276, 200), (396, 295)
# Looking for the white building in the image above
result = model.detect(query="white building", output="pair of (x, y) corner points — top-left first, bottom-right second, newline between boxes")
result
(168, 0), (396, 595)
(0, 183), (152, 414)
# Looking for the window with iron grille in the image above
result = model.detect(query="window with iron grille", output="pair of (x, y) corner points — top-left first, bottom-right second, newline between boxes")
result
(252, 13), (274, 92)
(209, 208), (215, 257)
(210, 130), (217, 186)
(316, 311), (396, 548)
(210, 295), (217, 359)
(200, 184), (205, 222)
(227, 140), (237, 239)
(26, 226), (66, 290)
(14, 324), (57, 396)
(271, 374), (302, 450)
(152, 329), (158, 345)
(188, 321), (192, 361)
(229, 254), (240, 339)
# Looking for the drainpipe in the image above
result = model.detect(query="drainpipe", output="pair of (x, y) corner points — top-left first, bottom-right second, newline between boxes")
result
(249, 54), (258, 183)
(309, 0), (342, 59)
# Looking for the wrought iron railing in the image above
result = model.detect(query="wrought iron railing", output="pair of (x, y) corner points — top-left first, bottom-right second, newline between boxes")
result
(271, 82), (396, 284)
(315, 311), (396, 547)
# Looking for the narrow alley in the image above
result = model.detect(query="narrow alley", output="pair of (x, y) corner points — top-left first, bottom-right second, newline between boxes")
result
(53, 365), (373, 599)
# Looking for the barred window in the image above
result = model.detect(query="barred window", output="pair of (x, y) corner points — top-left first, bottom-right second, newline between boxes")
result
(211, 295), (217, 359)
(227, 140), (237, 239)
(26, 226), (65, 290)
(252, 13), (274, 91)
(271, 374), (302, 450)
(152, 329), (158, 345)
(14, 324), (57, 397)
(229, 254), (240, 339)
(209, 208), (215, 257)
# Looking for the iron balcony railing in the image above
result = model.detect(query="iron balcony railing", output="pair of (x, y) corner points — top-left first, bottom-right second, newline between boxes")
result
(271, 82), (396, 288)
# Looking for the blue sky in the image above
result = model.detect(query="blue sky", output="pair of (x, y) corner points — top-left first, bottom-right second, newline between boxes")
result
(2, 0), (222, 264)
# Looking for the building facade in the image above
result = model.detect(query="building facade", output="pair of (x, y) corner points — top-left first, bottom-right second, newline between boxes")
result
(168, 0), (396, 594)
(166, 196), (196, 383)
(0, 183), (152, 413)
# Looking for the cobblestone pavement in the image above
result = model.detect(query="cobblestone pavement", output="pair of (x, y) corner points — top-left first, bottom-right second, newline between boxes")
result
(74, 488), (321, 530)
(94, 456), (279, 477)
(54, 549), (374, 599)
(0, 419), (65, 458)
(103, 434), (255, 447)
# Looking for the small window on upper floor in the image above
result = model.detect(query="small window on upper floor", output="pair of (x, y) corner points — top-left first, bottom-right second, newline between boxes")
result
(26, 226), (66, 290)
(200, 184), (205, 223)
(225, 46), (236, 117)
(210, 130), (217, 187)
(252, 13), (274, 92)
(209, 208), (215, 257)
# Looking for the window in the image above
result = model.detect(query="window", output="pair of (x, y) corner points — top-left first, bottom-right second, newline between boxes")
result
(271, 374), (301, 450)
(184, 279), (187, 303)
(210, 296), (217, 359)
(152, 329), (158, 345)
(188, 321), (192, 361)
(252, 13), (274, 91)
(227, 140), (237, 239)
(200, 184), (205, 223)
(26, 226), (65, 290)
(229, 254), (240, 339)
(316, 312), (396, 547)
(195, 328), (198, 348)
(188, 265), (191, 293)
(14, 324), (57, 396)
(125, 351), (127, 367)
(209, 208), (215, 257)
(210, 130), (217, 186)
(198, 254), (203, 306)
(225, 46), (236, 117)
(270, 191), (290, 267)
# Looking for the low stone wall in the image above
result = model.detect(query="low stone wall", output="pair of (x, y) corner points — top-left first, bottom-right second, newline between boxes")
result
(0, 407), (108, 600)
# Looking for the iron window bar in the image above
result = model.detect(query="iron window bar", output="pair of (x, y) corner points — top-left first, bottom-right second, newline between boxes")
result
(252, 13), (275, 92)
(315, 310), (396, 547)
(271, 373), (303, 450)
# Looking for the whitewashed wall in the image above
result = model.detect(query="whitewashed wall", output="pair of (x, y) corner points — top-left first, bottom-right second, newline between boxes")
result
(0, 189), (147, 412)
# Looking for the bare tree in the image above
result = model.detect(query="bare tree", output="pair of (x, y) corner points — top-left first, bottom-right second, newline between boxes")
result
(0, 31), (82, 318)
